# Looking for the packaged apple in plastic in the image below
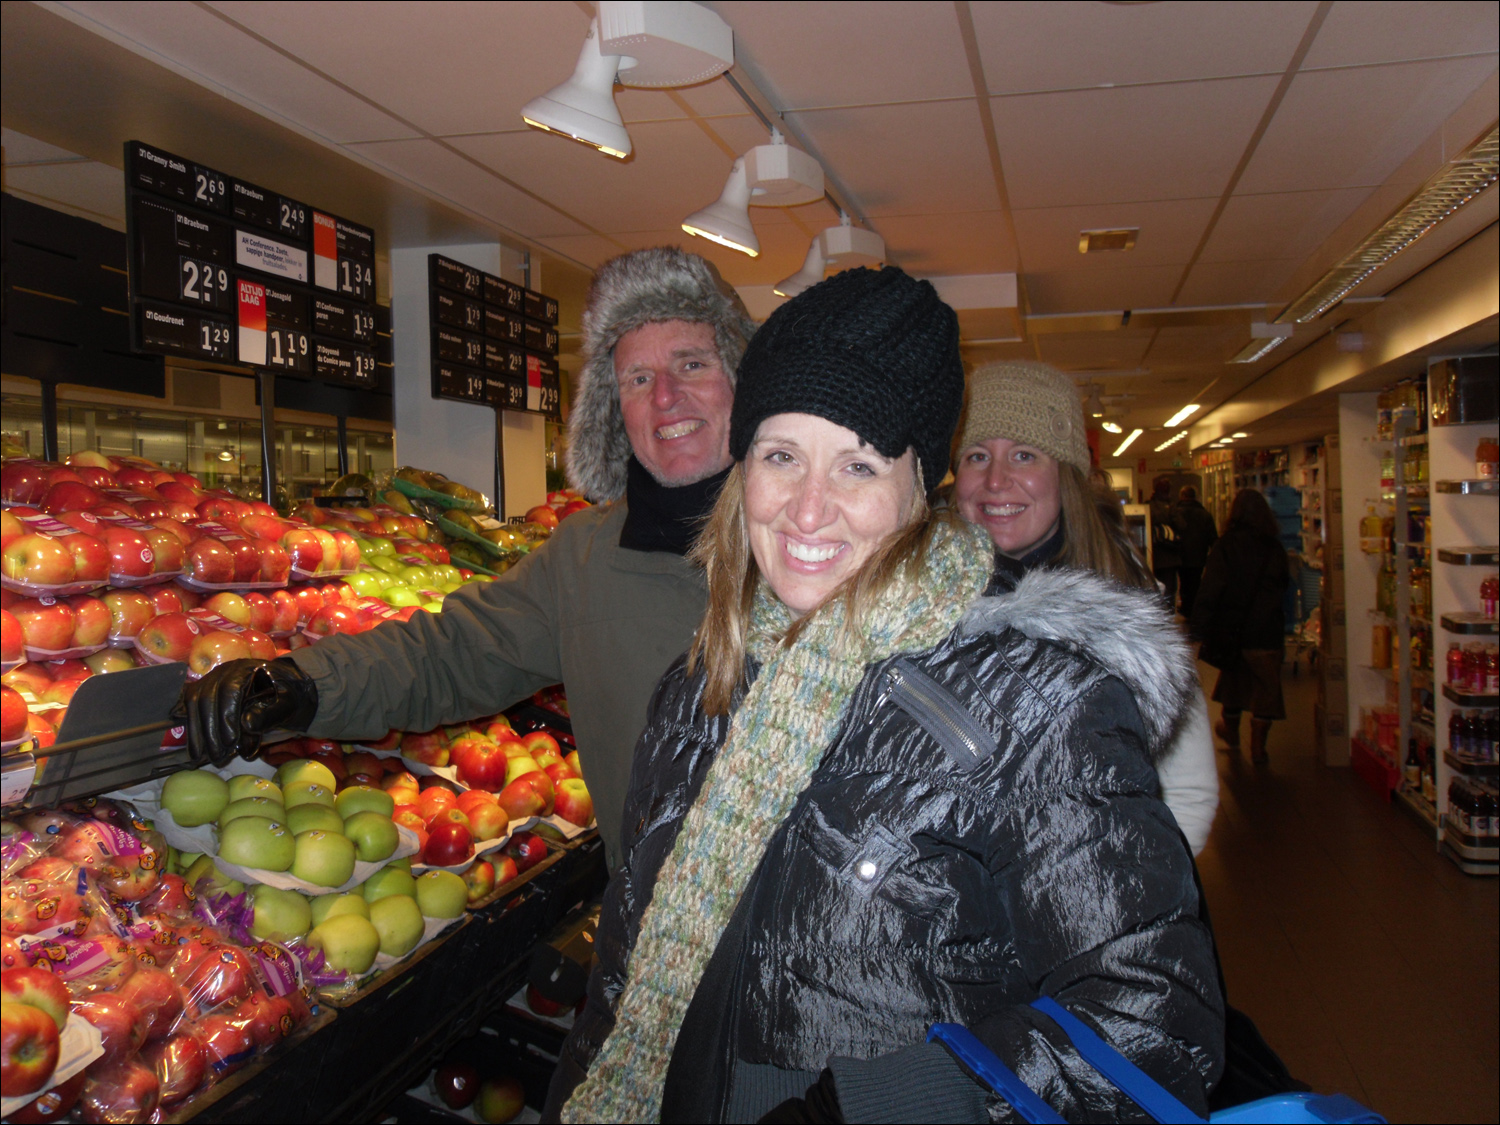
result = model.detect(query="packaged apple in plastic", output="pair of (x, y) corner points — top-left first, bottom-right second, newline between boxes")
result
(176, 520), (290, 592)
(88, 512), (184, 588)
(7, 594), (109, 663)
(282, 524), (358, 581)
(1, 513), (109, 596)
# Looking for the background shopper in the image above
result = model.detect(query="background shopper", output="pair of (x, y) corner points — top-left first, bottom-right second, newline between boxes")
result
(1149, 473), (1184, 610)
(952, 360), (1219, 853)
(551, 269), (1223, 1124)
(1190, 488), (1290, 762)
(1175, 484), (1219, 618)
(178, 248), (755, 868)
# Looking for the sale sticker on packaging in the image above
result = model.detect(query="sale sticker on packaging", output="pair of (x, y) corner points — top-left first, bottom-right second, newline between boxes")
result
(237, 280), (268, 366)
(313, 211), (338, 291)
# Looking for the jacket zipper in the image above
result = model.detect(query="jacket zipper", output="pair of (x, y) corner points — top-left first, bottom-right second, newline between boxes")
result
(884, 658), (996, 772)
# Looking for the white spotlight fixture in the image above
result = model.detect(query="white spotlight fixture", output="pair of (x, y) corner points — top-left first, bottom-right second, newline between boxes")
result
(1085, 386), (1105, 418)
(1101, 420), (1123, 434)
(1113, 428), (1144, 457)
(521, 19), (632, 159)
(774, 213), (884, 296)
(682, 156), (759, 256)
(1163, 403), (1200, 428)
(1154, 431), (1189, 452)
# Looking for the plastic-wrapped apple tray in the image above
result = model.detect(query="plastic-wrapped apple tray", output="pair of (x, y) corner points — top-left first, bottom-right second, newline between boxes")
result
(390, 476), (484, 510)
(109, 758), (420, 895)
(0, 1019), (104, 1119)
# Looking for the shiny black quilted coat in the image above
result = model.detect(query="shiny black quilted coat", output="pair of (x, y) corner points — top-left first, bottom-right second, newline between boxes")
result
(552, 568), (1225, 1122)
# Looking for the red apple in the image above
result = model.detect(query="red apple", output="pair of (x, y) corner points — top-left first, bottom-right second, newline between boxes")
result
(152, 515), (196, 542)
(196, 497), (244, 523)
(203, 592), (251, 627)
(565, 750), (583, 779)
(103, 526), (154, 580)
(475, 1075), (526, 1124)
(187, 630), (249, 677)
(311, 529), (340, 575)
(140, 873), (194, 918)
(113, 966), (183, 1041)
(254, 540), (289, 585)
(543, 761), (576, 787)
(54, 529), (109, 584)
(0, 1001), (59, 1097)
(331, 531), (361, 572)
(281, 529), (322, 574)
(101, 589), (155, 642)
(185, 538), (234, 585)
(0, 510), (23, 553)
(3, 534), (76, 587)
(73, 994), (147, 1062)
(466, 801), (510, 842)
(306, 605), (362, 637)
(422, 822), (473, 867)
(553, 778), (594, 827)
(148, 585), (187, 616)
(1, 608), (21, 663)
(39, 481), (104, 514)
(43, 658), (90, 682)
(24, 712), (56, 750)
(1, 685), (26, 741)
(522, 730), (561, 764)
(491, 854), (519, 886)
(79, 1056), (160, 1123)
(1, 462), (51, 506)
(137, 612), (202, 663)
(462, 859), (496, 904)
(226, 538), (262, 584)
(140, 1031), (205, 1106)
(402, 730), (448, 769)
(427, 807), (472, 834)
(392, 806), (426, 835)
(0, 967), (71, 1033)
(497, 771), (554, 821)
(455, 739), (509, 792)
(292, 585), (325, 624)
(178, 945), (254, 1010)
(235, 992), (294, 1049)
(195, 1012), (253, 1075)
(504, 831), (548, 873)
(417, 785), (456, 820)
(65, 595), (110, 648)
(142, 527), (185, 575)
(268, 589), (299, 633)
(157, 481), (202, 506)
(239, 514), (291, 542)
(3, 662), (54, 696)
(115, 467), (159, 493)
(10, 599), (75, 653)
(7, 1069), (85, 1123)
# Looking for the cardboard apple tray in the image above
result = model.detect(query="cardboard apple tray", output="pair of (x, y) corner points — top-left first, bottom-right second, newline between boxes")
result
(0, 1018), (104, 1119)
(109, 759), (421, 896)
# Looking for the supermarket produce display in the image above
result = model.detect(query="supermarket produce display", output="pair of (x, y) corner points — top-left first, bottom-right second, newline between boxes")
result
(2, 452), (605, 1121)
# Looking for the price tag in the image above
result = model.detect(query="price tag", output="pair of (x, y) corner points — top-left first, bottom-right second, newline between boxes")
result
(314, 296), (376, 344)
(524, 289), (559, 325)
(484, 340), (525, 377)
(264, 284), (310, 332)
(489, 372), (525, 410)
(315, 340), (376, 387)
(267, 327), (313, 372)
(484, 307), (524, 345)
(137, 302), (234, 361)
(433, 362), (487, 403)
(335, 218), (375, 262)
(435, 327), (485, 368)
(436, 291), (485, 333)
(526, 353), (561, 418)
(485, 274), (523, 313)
(433, 255), (483, 297)
(231, 180), (278, 233)
(1, 753), (37, 807)
(336, 256), (374, 301)
(523, 319), (559, 355)
(177, 256), (232, 311)
(236, 279), (268, 366)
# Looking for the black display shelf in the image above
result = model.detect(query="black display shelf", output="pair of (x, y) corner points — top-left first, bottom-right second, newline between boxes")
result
(1436, 546), (1500, 565)
(1434, 478), (1498, 495)
(1440, 612), (1500, 635)
(1442, 683), (1499, 708)
(1443, 749), (1498, 779)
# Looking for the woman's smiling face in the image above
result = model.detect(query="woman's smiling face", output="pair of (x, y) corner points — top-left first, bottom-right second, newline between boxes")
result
(953, 438), (1061, 557)
(744, 413), (916, 615)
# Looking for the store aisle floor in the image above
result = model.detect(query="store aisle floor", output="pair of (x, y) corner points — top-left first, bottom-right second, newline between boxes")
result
(1196, 659), (1498, 1124)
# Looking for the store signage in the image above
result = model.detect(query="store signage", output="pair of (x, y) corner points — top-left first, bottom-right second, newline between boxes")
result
(427, 253), (561, 419)
(125, 140), (378, 391)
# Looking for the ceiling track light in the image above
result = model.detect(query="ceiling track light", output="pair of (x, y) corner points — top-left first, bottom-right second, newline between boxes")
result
(1163, 403), (1201, 427)
(1279, 124), (1498, 324)
(521, 18), (632, 159)
(682, 155), (759, 256)
(1154, 431), (1189, 452)
(774, 213), (885, 297)
(1113, 428), (1144, 457)
(686, 130), (827, 261)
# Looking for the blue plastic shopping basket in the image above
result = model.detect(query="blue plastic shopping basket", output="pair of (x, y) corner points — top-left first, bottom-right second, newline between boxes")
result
(928, 998), (1385, 1124)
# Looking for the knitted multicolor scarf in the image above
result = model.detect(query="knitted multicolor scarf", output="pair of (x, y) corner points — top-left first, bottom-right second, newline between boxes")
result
(562, 518), (995, 1123)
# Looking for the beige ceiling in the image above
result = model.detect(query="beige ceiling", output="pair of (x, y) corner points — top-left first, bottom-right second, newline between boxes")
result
(2, 0), (1497, 463)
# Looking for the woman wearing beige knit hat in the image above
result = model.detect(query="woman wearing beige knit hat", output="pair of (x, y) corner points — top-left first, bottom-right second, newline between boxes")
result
(952, 359), (1219, 853)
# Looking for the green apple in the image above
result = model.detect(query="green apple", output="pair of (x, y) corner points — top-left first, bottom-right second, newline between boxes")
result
(287, 804), (346, 835)
(309, 892), (370, 925)
(421, 598), (444, 613)
(284, 780), (337, 811)
(183, 854), (246, 897)
(308, 913), (380, 974)
(437, 579), (463, 594)
(227, 775), (283, 803)
(335, 786), (395, 820)
(275, 760), (337, 791)
(161, 770), (230, 827)
(362, 535), (395, 558)
(362, 866), (417, 903)
(381, 586), (423, 608)
(345, 570), (385, 597)
(369, 893), (425, 958)
(218, 796), (285, 829)
(414, 870), (467, 919)
(218, 816), (296, 871)
(398, 565), (431, 586)
(175, 851), (203, 875)
(249, 885), (312, 941)
(292, 830), (357, 888)
(369, 555), (404, 575)
(431, 564), (462, 586)
(342, 811), (399, 862)
(386, 857), (412, 872)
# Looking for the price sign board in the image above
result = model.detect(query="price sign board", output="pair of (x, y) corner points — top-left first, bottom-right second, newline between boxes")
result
(125, 140), (377, 391)
(428, 254), (560, 419)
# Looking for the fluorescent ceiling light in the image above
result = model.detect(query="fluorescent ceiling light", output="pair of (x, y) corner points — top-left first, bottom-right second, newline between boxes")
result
(1101, 421), (1123, 434)
(1113, 429), (1143, 457)
(1163, 403), (1200, 427)
(521, 19), (632, 158)
(1154, 431), (1189, 452)
(682, 156), (758, 256)
(1078, 228), (1138, 253)
(1280, 123), (1498, 323)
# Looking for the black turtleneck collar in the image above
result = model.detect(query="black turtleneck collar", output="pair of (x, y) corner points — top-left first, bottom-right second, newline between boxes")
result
(990, 521), (1065, 591)
(619, 457), (731, 556)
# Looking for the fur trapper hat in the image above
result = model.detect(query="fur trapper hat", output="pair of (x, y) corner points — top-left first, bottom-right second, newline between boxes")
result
(565, 247), (756, 502)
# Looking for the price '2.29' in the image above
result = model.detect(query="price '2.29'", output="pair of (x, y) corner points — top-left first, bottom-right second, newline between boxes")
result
(181, 258), (228, 307)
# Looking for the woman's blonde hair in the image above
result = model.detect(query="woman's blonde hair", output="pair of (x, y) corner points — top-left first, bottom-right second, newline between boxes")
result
(687, 459), (934, 716)
(1056, 463), (1154, 589)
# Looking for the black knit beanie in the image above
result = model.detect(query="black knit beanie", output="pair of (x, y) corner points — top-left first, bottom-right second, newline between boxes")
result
(729, 267), (963, 491)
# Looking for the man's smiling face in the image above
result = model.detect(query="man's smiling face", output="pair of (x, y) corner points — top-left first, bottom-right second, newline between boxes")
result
(615, 320), (735, 487)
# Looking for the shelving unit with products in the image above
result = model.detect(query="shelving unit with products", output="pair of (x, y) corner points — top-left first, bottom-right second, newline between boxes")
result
(1234, 445), (1291, 490)
(1197, 448), (1235, 528)
(1315, 433), (1348, 764)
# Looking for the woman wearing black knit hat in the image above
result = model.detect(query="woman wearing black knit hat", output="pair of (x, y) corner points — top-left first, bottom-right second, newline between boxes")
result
(548, 267), (1224, 1124)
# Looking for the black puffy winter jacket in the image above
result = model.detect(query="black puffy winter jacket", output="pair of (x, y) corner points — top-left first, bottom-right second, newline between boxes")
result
(549, 567), (1225, 1123)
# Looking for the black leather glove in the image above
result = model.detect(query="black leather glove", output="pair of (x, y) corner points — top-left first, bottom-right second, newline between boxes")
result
(173, 658), (319, 767)
(758, 1069), (844, 1124)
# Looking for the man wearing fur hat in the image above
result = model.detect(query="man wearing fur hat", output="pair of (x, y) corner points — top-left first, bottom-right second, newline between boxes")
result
(178, 248), (755, 868)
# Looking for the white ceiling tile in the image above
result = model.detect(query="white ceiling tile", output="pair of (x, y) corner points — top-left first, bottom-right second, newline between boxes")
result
(1035, 331), (1156, 371)
(532, 233), (628, 271)
(1198, 187), (1374, 264)
(1025, 265), (1181, 314)
(876, 211), (1018, 275)
(207, 1), (589, 137)
(785, 100), (1000, 216)
(674, 76), (756, 119)
(615, 88), (690, 125)
(60, 1), (419, 144)
(972, 0), (1319, 92)
(3, 159), (126, 227)
(1237, 56), (1498, 194)
(1302, 1), (1500, 69)
(1145, 324), (1261, 367)
(715, 1), (971, 107)
(1175, 260), (1303, 307)
(992, 77), (1280, 209)
(345, 138), (590, 240)
(1013, 198), (1218, 273)
(450, 120), (748, 235)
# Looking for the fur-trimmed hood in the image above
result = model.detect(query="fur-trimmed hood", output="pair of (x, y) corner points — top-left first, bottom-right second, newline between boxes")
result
(565, 248), (757, 503)
(959, 566), (1198, 758)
